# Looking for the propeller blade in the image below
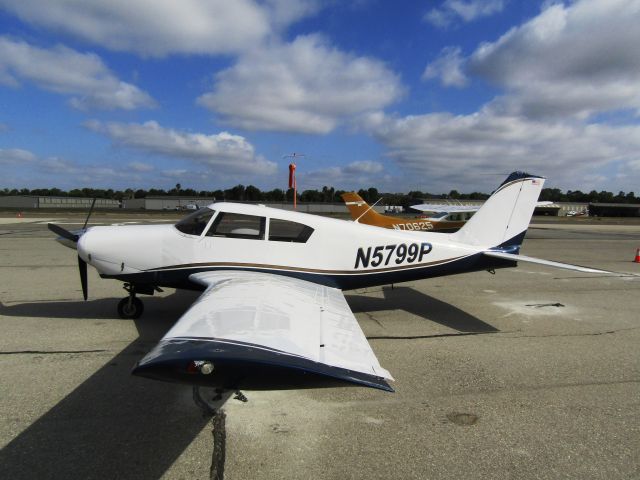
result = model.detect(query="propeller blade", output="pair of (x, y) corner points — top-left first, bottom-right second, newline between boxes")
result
(78, 256), (88, 301)
(82, 198), (97, 230)
(48, 223), (79, 243)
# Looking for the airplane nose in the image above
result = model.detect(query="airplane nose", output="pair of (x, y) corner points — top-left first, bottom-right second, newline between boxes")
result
(74, 224), (169, 276)
(77, 228), (92, 263)
(76, 226), (127, 275)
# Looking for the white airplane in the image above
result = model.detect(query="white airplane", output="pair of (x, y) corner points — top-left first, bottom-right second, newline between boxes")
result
(410, 201), (554, 224)
(48, 172), (612, 396)
(410, 203), (479, 215)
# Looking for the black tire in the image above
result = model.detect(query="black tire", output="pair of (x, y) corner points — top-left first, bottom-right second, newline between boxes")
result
(117, 297), (144, 319)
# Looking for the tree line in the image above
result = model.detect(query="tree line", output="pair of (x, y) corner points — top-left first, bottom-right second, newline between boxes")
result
(2, 184), (638, 207)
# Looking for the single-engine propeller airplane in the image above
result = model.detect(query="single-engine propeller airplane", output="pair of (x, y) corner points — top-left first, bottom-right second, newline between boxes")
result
(342, 192), (552, 233)
(48, 172), (616, 399)
(342, 191), (475, 232)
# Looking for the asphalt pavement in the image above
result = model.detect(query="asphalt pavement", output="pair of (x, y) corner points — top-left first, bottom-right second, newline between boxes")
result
(0, 215), (639, 479)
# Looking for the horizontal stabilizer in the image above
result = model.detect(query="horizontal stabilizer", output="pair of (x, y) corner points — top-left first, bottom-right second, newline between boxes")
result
(483, 250), (637, 276)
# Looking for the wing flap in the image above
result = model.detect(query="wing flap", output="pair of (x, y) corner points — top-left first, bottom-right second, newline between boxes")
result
(134, 271), (393, 391)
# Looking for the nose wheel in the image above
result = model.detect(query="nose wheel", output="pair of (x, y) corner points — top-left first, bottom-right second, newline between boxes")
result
(117, 283), (145, 319)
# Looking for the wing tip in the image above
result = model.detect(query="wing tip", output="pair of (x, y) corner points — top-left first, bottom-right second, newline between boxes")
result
(133, 338), (395, 393)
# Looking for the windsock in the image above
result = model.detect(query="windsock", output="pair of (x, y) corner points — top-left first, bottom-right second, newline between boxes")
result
(288, 163), (296, 189)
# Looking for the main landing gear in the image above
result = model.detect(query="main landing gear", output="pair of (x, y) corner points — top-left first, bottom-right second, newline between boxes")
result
(117, 283), (144, 319)
(193, 386), (248, 415)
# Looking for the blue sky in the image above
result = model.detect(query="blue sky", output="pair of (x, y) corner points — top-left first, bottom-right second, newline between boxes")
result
(1, 0), (639, 194)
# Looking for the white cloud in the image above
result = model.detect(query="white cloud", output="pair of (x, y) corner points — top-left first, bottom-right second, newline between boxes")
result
(161, 169), (190, 179)
(399, 0), (640, 192)
(38, 157), (84, 175)
(198, 35), (403, 134)
(342, 160), (384, 175)
(365, 110), (640, 192)
(301, 160), (386, 190)
(0, 0), (319, 57)
(0, 37), (155, 110)
(1, 146), (232, 189)
(265, 0), (321, 30)
(425, 0), (506, 28)
(423, 46), (468, 87)
(128, 161), (155, 173)
(0, 147), (141, 188)
(0, 148), (37, 164)
(468, 0), (640, 119)
(85, 120), (276, 175)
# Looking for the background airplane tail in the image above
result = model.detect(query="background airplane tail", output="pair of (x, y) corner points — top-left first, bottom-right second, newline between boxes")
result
(341, 192), (387, 224)
(451, 172), (545, 250)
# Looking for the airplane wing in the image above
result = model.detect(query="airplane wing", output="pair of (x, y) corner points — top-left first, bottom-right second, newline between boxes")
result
(411, 204), (479, 213)
(412, 201), (553, 214)
(133, 271), (393, 392)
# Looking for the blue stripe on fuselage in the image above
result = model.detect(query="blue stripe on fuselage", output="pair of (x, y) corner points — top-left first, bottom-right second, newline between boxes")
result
(101, 252), (516, 291)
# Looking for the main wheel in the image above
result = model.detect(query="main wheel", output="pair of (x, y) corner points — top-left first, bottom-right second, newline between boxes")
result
(117, 297), (144, 319)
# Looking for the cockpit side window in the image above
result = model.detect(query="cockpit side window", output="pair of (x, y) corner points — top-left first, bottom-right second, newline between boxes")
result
(175, 208), (215, 236)
(268, 218), (314, 243)
(206, 212), (265, 239)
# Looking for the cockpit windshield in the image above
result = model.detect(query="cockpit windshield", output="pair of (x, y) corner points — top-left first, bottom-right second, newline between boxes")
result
(428, 212), (448, 219)
(175, 208), (215, 236)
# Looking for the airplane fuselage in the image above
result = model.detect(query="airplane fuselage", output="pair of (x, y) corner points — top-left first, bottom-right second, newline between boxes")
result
(77, 203), (514, 293)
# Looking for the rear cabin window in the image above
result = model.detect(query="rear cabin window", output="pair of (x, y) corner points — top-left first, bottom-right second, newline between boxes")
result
(268, 218), (314, 243)
(206, 212), (265, 239)
(175, 208), (215, 236)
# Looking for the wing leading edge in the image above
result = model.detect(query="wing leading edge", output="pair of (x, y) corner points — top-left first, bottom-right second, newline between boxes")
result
(133, 271), (393, 392)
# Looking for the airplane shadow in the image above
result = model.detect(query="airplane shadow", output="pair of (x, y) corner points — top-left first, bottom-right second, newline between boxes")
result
(0, 291), (211, 480)
(346, 286), (499, 333)
(0, 287), (497, 478)
(0, 290), (200, 321)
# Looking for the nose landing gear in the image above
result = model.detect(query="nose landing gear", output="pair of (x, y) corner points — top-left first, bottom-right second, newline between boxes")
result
(117, 283), (145, 319)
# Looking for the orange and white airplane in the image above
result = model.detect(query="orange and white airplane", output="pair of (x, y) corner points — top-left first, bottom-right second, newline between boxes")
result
(341, 192), (473, 232)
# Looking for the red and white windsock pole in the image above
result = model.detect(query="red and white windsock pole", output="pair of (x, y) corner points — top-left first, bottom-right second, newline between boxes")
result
(285, 153), (304, 210)
(289, 162), (297, 209)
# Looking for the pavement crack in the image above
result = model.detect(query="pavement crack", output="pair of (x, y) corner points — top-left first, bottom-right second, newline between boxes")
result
(210, 409), (227, 480)
(0, 349), (108, 355)
(368, 331), (499, 340)
(362, 310), (386, 329)
(368, 325), (640, 342)
(508, 325), (640, 339)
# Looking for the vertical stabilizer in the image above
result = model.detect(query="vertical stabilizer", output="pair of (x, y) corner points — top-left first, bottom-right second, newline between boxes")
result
(341, 192), (387, 224)
(451, 172), (545, 249)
